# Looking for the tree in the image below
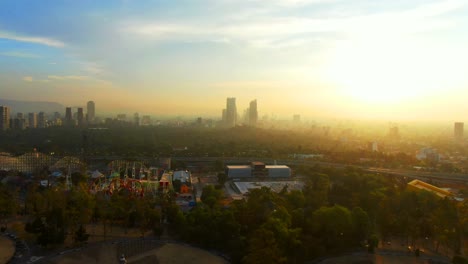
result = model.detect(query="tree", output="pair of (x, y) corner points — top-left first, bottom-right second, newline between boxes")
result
(200, 185), (223, 208)
(217, 172), (227, 185)
(74, 224), (90, 244)
(303, 173), (329, 210)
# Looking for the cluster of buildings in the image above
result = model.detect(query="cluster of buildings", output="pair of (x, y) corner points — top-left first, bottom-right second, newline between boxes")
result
(221, 97), (258, 127)
(0, 101), (96, 130)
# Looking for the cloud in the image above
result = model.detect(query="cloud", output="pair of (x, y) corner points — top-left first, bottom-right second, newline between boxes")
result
(48, 75), (89, 80)
(0, 31), (65, 48)
(0, 51), (42, 58)
(122, 0), (464, 49)
(23, 76), (33, 82)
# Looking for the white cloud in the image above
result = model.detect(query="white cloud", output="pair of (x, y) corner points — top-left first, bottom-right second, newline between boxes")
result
(122, 0), (464, 48)
(22, 76), (33, 82)
(48, 75), (89, 80)
(0, 51), (42, 58)
(0, 31), (65, 48)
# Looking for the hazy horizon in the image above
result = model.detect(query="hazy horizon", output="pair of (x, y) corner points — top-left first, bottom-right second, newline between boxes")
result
(1, 1), (468, 121)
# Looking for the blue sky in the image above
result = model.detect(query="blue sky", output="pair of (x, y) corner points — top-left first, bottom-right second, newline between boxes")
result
(1, 0), (468, 120)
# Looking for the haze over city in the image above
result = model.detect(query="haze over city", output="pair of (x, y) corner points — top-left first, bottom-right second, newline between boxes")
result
(1, 0), (468, 120)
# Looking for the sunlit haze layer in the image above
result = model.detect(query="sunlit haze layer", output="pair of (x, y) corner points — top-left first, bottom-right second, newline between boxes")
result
(1, 0), (467, 121)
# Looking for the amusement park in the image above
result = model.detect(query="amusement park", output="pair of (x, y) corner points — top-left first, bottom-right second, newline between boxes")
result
(0, 150), (195, 205)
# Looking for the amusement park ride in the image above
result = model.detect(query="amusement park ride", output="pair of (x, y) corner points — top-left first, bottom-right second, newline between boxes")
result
(88, 160), (164, 197)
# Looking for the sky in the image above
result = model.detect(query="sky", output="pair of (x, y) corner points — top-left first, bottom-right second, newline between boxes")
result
(1, 0), (468, 120)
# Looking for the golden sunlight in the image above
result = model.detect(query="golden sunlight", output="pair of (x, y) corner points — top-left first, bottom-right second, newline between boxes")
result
(324, 37), (449, 105)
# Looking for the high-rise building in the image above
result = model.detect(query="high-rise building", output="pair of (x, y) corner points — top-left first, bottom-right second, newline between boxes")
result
(249, 99), (258, 127)
(87, 101), (95, 123)
(38, 112), (46, 128)
(222, 109), (226, 123)
(65, 107), (73, 127)
(0, 106), (10, 131)
(226, 97), (237, 127)
(134, 113), (140, 126)
(141, 115), (151, 126)
(12, 118), (26, 130)
(293, 114), (301, 123)
(454, 122), (464, 141)
(28, 113), (37, 128)
(77, 108), (84, 126)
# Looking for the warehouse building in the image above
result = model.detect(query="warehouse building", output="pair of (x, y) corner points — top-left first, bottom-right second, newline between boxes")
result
(226, 162), (291, 178)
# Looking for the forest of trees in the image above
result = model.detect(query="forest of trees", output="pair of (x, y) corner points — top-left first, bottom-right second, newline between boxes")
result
(1, 166), (467, 263)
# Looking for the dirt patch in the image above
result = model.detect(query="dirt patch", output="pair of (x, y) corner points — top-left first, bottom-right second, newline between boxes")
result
(46, 243), (118, 264)
(46, 242), (227, 264)
(127, 243), (228, 264)
(0, 236), (15, 264)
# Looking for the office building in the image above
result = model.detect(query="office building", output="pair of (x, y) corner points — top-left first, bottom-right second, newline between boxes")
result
(222, 109), (226, 123)
(249, 99), (258, 127)
(38, 112), (46, 128)
(0, 106), (10, 131)
(454, 122), (464, 141)
(28, 113), (37, 128)
(226, 162), (291, 178)
(293, 114), (301, 123)
(226, 97), (237, 127)
(77, 108), (84, 126)
(141, 115), (151, 126)
(65, 107), (73, 127)
(134, 113), (140, 126)
(87, 101), (95, 123)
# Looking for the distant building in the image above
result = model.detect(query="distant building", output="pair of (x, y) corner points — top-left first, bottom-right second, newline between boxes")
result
(226, 162), (291, 178)
(87, 101), (95, 123)
(141, 115), (151, 126)
(368, 142), (378, 152)
(416, 147), (440, 162)
(173, 170), (191, 183)
(454, 122), (464, 141)
(134, 113), (140, 126)
(221, 109), (226, 123)
(293, 114), (301, 123)
(226, 97), (237, 127)
(65, 107), (73, 127)
(37, 112), (46, 128)
(0, 106), (10, 131)
(249, 99), (258, 127)
(117, 114), (126, 121)
(28, 112), (37, 128)
(388, 126), (400, 139)
(407, 179), (453, 199)
(12, 117), (26, 130)
(77, 108), (84, 126)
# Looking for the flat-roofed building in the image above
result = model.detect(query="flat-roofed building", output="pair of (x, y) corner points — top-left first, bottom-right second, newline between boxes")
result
(266, 165), (291, 177)
(226, 163), (291, 178)
(407, 179), (453, 199)
(226, 165), (252, 178)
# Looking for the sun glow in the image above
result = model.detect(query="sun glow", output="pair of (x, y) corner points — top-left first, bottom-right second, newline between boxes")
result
(324, 37), (459, 105)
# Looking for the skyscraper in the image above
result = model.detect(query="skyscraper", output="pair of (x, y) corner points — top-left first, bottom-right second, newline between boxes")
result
(0, 106), (10, 131)
(226, 97), (237, 127)
(77, 108), (84, 126)
(454, 122), (464, 141)
(249, 99), (258, 127)
(38, 112), (46, 128)
(87, 101), (95, 123)
(65, 107), (73, 127)
(134, 112), (140, 126)
(28, 113), (37, 128)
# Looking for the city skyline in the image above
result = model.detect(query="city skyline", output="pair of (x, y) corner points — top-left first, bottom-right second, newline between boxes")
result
(1, 1), (468, 120)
